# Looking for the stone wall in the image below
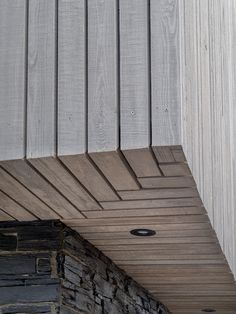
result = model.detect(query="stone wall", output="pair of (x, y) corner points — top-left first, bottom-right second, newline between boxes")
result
(0, 220), (170, 314)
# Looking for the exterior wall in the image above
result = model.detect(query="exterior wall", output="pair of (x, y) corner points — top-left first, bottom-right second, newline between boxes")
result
(0, 0), (180, 161)
(0, 220), (170, 314)
(179, 0), (236, 277)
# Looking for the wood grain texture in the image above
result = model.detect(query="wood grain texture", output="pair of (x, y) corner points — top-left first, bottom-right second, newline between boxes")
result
(87, 0), (118, 152)
(139, 176), (196, 189)
(29, 157), (100, 212)
(83, 207), (206, 218)
(27, 0), (56, 158)
(60, 154), (119, 202)
(118, 188), (198, 200)
(1, 160), (83, 219)
(0, 190), (36, 221)
(0, 209), (15, 221)
(122, 148), (161, 177)
(0, 167), (59, 219)
(150, 0), (181, 146)
(58, 0), (86, 155)
(119, 0), (150, 149)
(101, 197), (202, 210)
(90, 151), (139, 191)
(159, 163), (191, 176)
(180, 0), (236, 278)
(0, 0), (26, 160)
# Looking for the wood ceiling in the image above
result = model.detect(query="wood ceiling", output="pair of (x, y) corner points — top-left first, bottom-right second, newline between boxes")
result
(0, 146), (235, 314)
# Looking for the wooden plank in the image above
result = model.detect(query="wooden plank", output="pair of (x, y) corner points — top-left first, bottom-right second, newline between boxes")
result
(122, 148), (161, 177)
(88, 237), (217, 246)
(150, 0), (181, 146)
(84, 207), (206, 218)
(119, 0), (150, 149)
(79, 228), (216, 240)
(159, 163), (191, 176)
(1, 160), (84, 219)
(122, 265), (230, 275)
(160, 298), (236, 309)
(69, 223), (211, 233)
(87, 0), (118, 152)
(0, 191), (36, 221)
(0, 0), (26, 161)
(101, 198), (202, 209)
(134, 275), (233, 285)
(0, 209), (14, 221)
(118, 188), (199, 200)
(64, 215), (208, 227)
(99, 243), (220, 254)
(60, 154), (119, 202)
(108, 251), (224, 261)
(89, 151), (139, 190)
(29, 157), (100, 211)
(152, 146), (186, 163)
(116, 259), (226, 266)
(58, 0), (86, 155)
(139, 176), (196, 189)
(27, 0), (56, 158)
(0, 167), (59, 219)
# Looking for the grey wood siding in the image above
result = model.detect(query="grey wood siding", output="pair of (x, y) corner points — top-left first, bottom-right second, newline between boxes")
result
(58, 0), (86, 155)
(180, 0), (236, 277)
(151, 0), (181, 146)
(0, 0), (180, 160)
(0, 0), (26, 160)
(119, 0), (150, 149)
(87, 0), (118, 152)
(27, 0), (56, 158)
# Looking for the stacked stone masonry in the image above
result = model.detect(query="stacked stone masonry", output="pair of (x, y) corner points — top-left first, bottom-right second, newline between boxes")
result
(0, 220), (170, 314)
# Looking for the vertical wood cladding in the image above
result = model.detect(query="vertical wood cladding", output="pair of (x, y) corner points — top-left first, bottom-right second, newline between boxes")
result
(0, 220), (170, 314)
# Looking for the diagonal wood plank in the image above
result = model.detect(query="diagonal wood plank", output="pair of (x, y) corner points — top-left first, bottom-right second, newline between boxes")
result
(29, 157), (101, 211)
(90, 151), (139, 190)
(60, 154), (119, 202)
(0, 167), (59, 219)
(0, 190), (36, 221)
(1, 160), (84, 219)
(122, 148), (161, 177)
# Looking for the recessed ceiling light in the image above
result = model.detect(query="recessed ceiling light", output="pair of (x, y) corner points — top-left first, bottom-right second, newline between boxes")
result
(202, 309), (216, 313)
(130, 228), (156, 237)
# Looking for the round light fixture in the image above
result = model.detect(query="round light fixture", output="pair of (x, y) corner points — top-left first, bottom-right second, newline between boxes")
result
(130, 228), (156, 237)
(202, 309), (216, 313)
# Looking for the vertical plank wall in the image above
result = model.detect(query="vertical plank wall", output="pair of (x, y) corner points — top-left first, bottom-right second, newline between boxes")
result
(180, 0), (236, 276)
(0, 0), (180, 160)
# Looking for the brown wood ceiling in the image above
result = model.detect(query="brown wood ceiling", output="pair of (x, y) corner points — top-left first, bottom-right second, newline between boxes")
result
(0, 146), (235, 313)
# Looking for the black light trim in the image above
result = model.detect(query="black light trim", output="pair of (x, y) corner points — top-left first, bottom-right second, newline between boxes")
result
(130, 228), (156, 237)
(202, 309), (216, 313)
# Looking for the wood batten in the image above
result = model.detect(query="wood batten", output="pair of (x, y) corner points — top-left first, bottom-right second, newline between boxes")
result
(87, 0), (118, 153)
(101, 198), (202, 210)
(0, 166), (59, 220)
(59, 154), (119, 202)
(27, 0), (56, 158)
(0, 190), (36, 221)
(150, 1), (181, 146)
(0, 0), (26, 161)
(122, 149), (161, 177)
(58, 0), (86, 155)
(83, 207), (206, 219)
(89, 151), (139, 191)
(28, 157), (100, 212)
(0, 160), (84, 219)
(139, 176), (196, 189)
(119, 0), (150, 149)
